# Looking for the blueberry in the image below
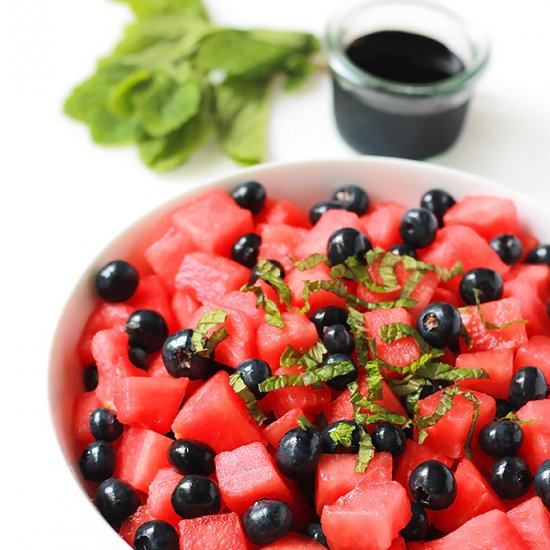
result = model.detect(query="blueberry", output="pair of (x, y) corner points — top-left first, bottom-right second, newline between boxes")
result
(95, 478), (141, 530)
(79, 441), (116, 482)
(478, 421), (524, 457)
(420, 189), (456, 227)
(90, 408), (123, 442)
(322, 353), (358, 390)
(400, 501), (430, 541)
(371, 422), (407, 457)
(417, 302), (462, 349)
(490, 234), (523, 265)
(534, 460), (550, 509)
(126, 309), (168, 353)
(309, 201), (344, 225)
(322, 324), (355, 355)
(494, 398), (513, 420)
(276, 428), (322, 479)
(327, 227), (372, 266)
(230, 181), (266, 214)
(243, 499), (293, 546)
(231, 233), (261, 268)
(321, 420), (360, 453)
(459, 268), (503, 305)
(133, 520), (179, 550)
(309, 306), (349, 336)
(162, 329), (216, 380)
(249, 259), (286, 284)
(525, 244), (550, 266)
(236, 358), (272, 400)
(418, 380), (452, 400)
(303, 522), (328, 547)
(388, 242), (418, 259)
(171, 475), (221, 519)
(128, 347), (149, 371)
(95, 260), (139, 303)
(491, 456), (532, 499)
(83, 363), (98, 392)
(409, 460), (456, 510)
(168, 439), (216, 476)
(508, 366), (549, 410)
(399, 208), (438, 249)
(331, 185), (369, 216)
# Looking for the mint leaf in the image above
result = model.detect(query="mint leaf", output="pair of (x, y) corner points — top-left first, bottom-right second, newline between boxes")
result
(190, 308), (228, 356)
(280, 341), (327, 369)
(471, 289), (528, 330)
(355, 427), (375, 473)
(460, 390), (480, 458)
(501, 411), (536, 425)
(402, 256), (464, 283)
(415, 386), (457, 444)
(247, 259), (292, 307)
(400, 270), (426, 300)
(380, 322), (430, 355)
(107, 68), (152, 118)
(240, 283), (284, 329)
(329, 422), (355, 448)
(291, 254), (328, 272)
(229, 373), (267, 426)
(115, 0), (209, 20)
(297, 414), (314, 431)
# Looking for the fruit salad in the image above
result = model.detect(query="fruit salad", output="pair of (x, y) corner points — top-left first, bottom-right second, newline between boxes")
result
(71, 180), (550, 549)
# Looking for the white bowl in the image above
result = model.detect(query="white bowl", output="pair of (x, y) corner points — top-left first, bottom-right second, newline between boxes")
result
(49, 157), (550, 547)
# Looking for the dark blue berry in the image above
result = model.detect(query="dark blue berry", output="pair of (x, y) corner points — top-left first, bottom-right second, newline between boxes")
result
(400, 501), (430, 541)
(418, 380), (452, 400)
(327, 227), (372, 266)
(409, 460), (456, 510)
(276, 428), (322, 480)
(417, 302), (462, 349)
(96, 260), (139, 303)
(310, 306), (349, 336)
(231, 181), (266, 214)
(389, 242), (418, 259)
(331, 185), (369, 216)
(508, 366), (549, 410)
(420, 189), (455, 227)
(525, 245), (550, 266)
(491, 456), (532, 499)
(459, 268), (503, 305)
(371, 422), (407, 457)
(95, 478), (141, 530)
(243, 500), (293, 546)
(490, 234), (523, 265)
(79, 441), (116, 482)
(133, 520), (179, 550)
(83, 363), (98, 391)
(249, 259), (286, 284)
(168, 439), (216, 476)
(478, 421), (524, 457)
(231, 233), (261, 268)
(322, 324), (355, 355)
(534, 460), (550, 509)
(495, 399), (513, 420)
(126, 309), (168, 353)
(321, 420), (360, 454)
(171, 475), (221, 519)
(309, 201), (344, 225)
(399, 208), (438, 249)
(162, 330), (216, 380)
(303, 522), (328, 547)
(236, 358), (272, 400)
(322, 353), (358, 390)
(90, 408), (123, 442)
(128, 347), (149, 371)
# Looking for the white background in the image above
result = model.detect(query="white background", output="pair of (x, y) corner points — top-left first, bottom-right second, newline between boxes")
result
(2, 0), (550, 547)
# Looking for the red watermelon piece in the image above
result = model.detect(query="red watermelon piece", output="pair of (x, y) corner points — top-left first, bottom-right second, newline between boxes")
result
(146, 467), (182, 526)
(516, 399), (550, 474)
(178, 512), (247, 550)
(507, 496), (550, 550)
(259, 223), (308, 274)
(360, 202), (406, 250)
(120, 505), (154, 545)
(129, 274), (177, 331)
(505, 264), (550, 302)
(515, 335), (550, 381)
(171, 291), (199, 330)
(263, 408), (305, 449)
(72, 391), (101, 451)
(504, 278), (550, 337)
(255, 198), (311, 228)
(216, 290), (266, 329)
(261, 532), (327, 549)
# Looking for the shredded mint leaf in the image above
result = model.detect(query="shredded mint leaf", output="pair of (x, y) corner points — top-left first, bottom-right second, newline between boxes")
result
(291, 254), (328, 272)
(347, 306), (371, 366)
(248, 259), (291, 307)
(115, 0), (209, 20)
(355, 427), (375, 473)
(400, 270), (426, 300)
(460, 390), (480, 458)
(472, 289), (529, 331)
(415, 386), (457, 444)
(297, 414), (314, 431)
(190, 308), (228, 356)
(301, 279), (368, 313)
(330, 257), (386, 293)
(365, 247), (386, 266)
(229, 373), (267, 426)
(460, 324), (473, 349)
(240, 283), (284, 329)
(378, 252), (402, 291)
(365, 298), (417, 311)
(501, 411), (536, 425)
(329, 423), (355, 448)
(280, 341), (327, 369)
(402, 256), (464, 283)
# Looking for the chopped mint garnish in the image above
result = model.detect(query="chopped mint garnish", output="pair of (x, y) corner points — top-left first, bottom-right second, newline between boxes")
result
(280, 341), (327, 369)
(297, 414), (314, 431)
(229, 372), (267, 426)
(471, 288), (528, 330)
(252, 259), (292, 307)
(291, 254), (329, 271)
(356, 426), (375, 473)
(191, 308), (229, 356)
(329, 422), (355, 448)
(241, 283), (284, 328)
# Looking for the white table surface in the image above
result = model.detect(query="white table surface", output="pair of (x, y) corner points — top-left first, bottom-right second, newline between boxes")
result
(2, 0), (550, 547)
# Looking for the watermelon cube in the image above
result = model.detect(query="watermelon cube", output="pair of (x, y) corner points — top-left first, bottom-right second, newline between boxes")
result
(171, 371), (264, 454)
(255, 198), (311, 228)
(504, 278), (550, 337)
(72, 391), (101, 451)
(507, 496), (550, 550)
(263, 408), (305, 449)
(120, 505), (155, 545)
(321, 481), (410, 550)
(505, 264), (550, 302)
(259, 223), (308, 274)
(516, 399), (550, 474)
(130, 274), (177, 331)
(172, 190), (253, 256)
(146, 467), (183, 526)
(171, 290), (200, 330)
(261, 532), (327, 549)
(360, 202), (406, 250)
(387, 538), (406, 550)
(215, 290), (265, 329)
(515, 335), (550, 381)
(178, 512), (247, 550)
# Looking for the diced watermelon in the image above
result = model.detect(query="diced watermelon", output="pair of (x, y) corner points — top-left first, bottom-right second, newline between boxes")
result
(507, 496), (550, 550)
(171, 291), (199, 330)
(321, 482), (410, 550)
(130, 274), (177, 332)
(113, 376), (188, 434)
(263, 408), (305, 449)
(443, 196), (520, 241)
(259, 223), (308, 274)
(505, 264), (550, 302)
(215, 442), (295, 515)
(120, 505), (154, 545)
(516, 399), (550, 474)
(360, 202), (406, 250)
(460, 297), (528, 353)
(456, 349), (513, 399)
(145, 226), (196, 291)
(431, 458), (504, 534)
(146, 467), (183, 526)
(172, 189), (253, 256)
(257, 312), (318, 370)
(255, 198), (311, 228)
(296, 210), (364, 259)
(515, 335), (550, 381)
(114, 427), (172, 492)
(171, 371), (264, 454)
(175, 252), (249, 303)
(178, 512), (247, 550)
(72, 391), (101, 451)
(504, 278), (550, 337)
(315, 452), (393, 514)
(406, 270), (440, 321)
(364, 307), (420, 368)
(412, 509), (526, 550)
(215, 290), (265, 329)
(260, 532), (327, 549)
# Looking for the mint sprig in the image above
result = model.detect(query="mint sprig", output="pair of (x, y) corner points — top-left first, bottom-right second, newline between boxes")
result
(229, 372), (267, 426)
(190, 308), (229, 356)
